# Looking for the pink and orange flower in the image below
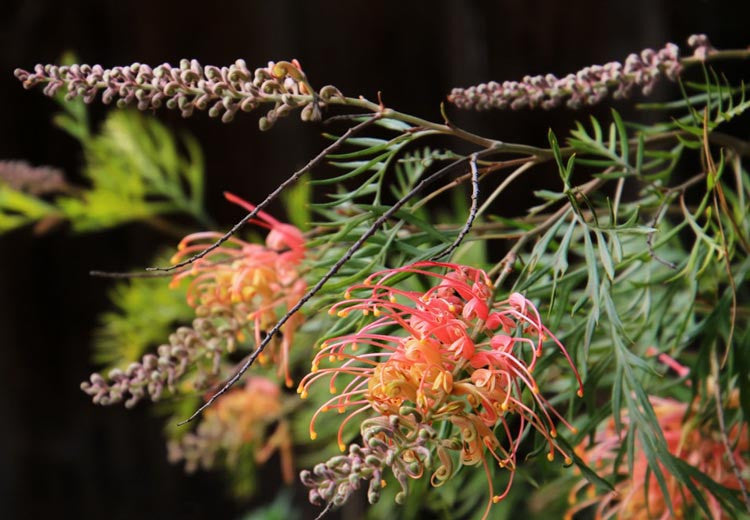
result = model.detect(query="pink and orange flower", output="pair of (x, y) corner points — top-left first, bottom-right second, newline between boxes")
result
(299, 261), (582, 516)
(168, 375), (294, 484)
(170, 192), (307, 387)
(567, 395), (749, 520)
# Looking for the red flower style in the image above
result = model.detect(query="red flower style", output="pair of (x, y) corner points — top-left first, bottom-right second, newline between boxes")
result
(170, 192), (307, 387)
(298, 261), (582, 516)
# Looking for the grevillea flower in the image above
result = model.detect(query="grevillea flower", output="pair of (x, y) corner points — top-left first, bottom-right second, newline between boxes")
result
(15, 59), (344, 128)
(168, 376), (294, 485)
(448, 34), (715, 111)
(169, 191), (307, 387)
(299, 261), (582, 518)
(81, 192), (307, 406)
(567, 396), (749, 519)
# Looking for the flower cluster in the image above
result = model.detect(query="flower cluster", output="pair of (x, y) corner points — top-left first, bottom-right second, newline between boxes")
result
(0, 160), (68, 196)
(81, 193), (307, 406)
(567, 396), (749, 519)
(169, 192), (307, 387)
(15, 59), (344, 128)
(299, 261), (582, 517)
(447, 34), (714, 111)
(167, 376), (294, 484)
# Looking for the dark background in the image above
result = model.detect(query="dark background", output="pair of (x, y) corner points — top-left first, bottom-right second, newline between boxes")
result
(1, 1), (748, 518)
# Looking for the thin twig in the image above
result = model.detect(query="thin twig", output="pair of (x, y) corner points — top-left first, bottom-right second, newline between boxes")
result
(646, 202), (677, 270)
(313, 501), (334, 520)
(147, 115), (382, 272)
(488, 177), (604, 284)
(178, 148), (501, 425)
(90, 269), (186, 279)
(612, 177), (625, 222)
(474, 161), (536, 218)
(645, 173), (704, 270)
(90, 256), (238, 279)
(414, 157), (533, 211)
(710, 352), (750, 512)
(702, 108), (739, 367)
(433, 152), (480, 259)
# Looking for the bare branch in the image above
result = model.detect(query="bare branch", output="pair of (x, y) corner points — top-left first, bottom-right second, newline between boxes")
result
(433, 152), (480, 259)
(178, 147), (502, 425)
(148, 115), (381, 272)
(313, 501), (334, 520)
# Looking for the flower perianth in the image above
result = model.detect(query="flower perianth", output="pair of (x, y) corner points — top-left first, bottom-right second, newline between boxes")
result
(82, 193), (307, 406)
(169, 192), (307, 387)
(299, 261), (582, 516)
(568, 396), (749, 519)
(15, 59), (344, 129)
(168, 376), (294, 484)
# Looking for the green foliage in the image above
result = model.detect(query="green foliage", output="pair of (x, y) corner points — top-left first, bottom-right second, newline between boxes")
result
(93, 266), (193, 368)
(20, 49), (749, 520)
(240, 491), (301, 520)
(55, 109), (208, 230)
(1, 96), (208, 234)
(0, 185), (58, 231)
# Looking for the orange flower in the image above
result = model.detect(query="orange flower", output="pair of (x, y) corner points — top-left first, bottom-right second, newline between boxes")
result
(170, 192), (306, 387)
(168, 376), (294, 484)
(568, 396), (749, 519)
(299, 261), (582, 517)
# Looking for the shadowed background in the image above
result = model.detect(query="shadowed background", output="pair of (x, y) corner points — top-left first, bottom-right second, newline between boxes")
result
(1, 0), (748, 518)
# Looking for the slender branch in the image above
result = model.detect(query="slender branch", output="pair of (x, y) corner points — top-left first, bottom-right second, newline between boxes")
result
(313, 501), (334, 520)
(433, 152), (480, 259)
(710, 352), (750, 512)
(178, 148), (502, 424)
(148, 114), (381, 272)
(646, 202), (677, 270)
(474, 161), (536, 218)
(489, 177), (604, 284)
(414, 157), (534, 210)
(644, 172), (704, 269)
(680, 47), (750, 67)
(90, 269), (186, 279)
